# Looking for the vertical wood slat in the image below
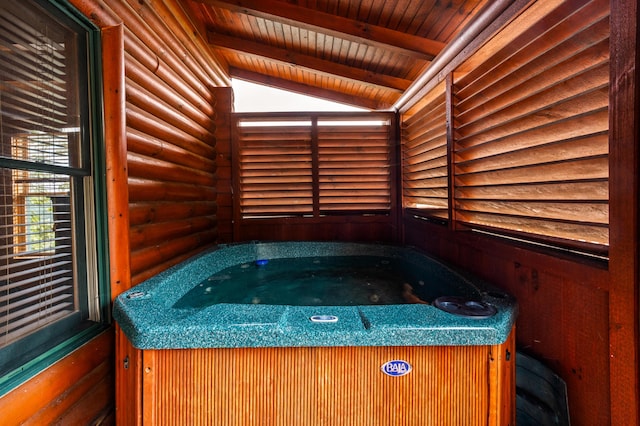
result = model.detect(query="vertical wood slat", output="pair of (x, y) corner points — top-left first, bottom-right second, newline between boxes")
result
(116, 324), (143, 426)
(212, 87), (235, 243)
(488, 327), (516, 426)
(140, 332), (515, 426)
(142, 350), (157, 426)
(608, 0), (640, 423)
(311, 116), (320, 217)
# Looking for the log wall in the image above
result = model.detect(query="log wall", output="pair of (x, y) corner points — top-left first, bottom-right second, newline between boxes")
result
(117, 0), (230, 285)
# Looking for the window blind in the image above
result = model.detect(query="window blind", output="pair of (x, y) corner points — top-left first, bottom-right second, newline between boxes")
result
(452, 0), (610, 253)
(0, 2), (83, 347)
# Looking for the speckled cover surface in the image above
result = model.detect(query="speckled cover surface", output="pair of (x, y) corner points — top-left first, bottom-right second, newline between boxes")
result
(113, 242), (517, 349)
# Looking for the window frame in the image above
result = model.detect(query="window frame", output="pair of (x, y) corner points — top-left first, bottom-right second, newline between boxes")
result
(0, 0), (110, 395)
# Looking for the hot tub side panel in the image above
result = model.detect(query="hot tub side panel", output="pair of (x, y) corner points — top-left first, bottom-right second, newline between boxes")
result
(135, 329), (515, 425)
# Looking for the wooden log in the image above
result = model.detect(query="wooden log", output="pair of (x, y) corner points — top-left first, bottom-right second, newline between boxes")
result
(129, 201), (217, 226)
(130, 245), (213, 286)
(70, 0), (121, 27)
(122, 28), (158, 74)
(129, 216), (217, 249)
(127, 152), (215, 186)
(154, 0), (229, 86)
(108, 0), (213, 102)
(126, 78), (215, 142)
(123, 35), (216, 117)
(127, 128), (216, 171)
(24, 358), (114, 425)
(0, 330), (114, 425)
(125, 52), (215, 130)
(128, 177), (217, 202)
(126, 105), (215, 158)
(100, 22), (133, 299)
(125, 0), (229, 88)
(129, 230), (217, 277)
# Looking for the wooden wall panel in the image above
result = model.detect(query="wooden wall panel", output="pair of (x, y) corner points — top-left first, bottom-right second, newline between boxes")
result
(607, 0), (640, 423)
(403, 216), (611, 424)
(0, 330), (114, 426)
(235, 217), (395, 243)
(138, 334), (514, 425)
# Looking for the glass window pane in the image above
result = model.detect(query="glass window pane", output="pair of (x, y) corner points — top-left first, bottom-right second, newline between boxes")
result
(0, 0), (89, 359)
(0, 2), (82, 169)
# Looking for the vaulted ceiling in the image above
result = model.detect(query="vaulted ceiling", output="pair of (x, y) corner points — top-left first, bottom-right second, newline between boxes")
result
(185, 0), (491, 110)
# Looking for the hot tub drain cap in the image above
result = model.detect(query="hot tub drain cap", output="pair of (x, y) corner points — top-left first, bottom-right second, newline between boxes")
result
(433, 296), (497, 319)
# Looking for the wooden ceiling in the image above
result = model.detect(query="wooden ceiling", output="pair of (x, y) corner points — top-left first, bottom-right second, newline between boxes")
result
(185, 0), (490, 110)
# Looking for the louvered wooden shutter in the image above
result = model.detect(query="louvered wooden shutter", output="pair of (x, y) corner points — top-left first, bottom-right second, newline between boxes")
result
(452, 0), (609, 253)
(318, 118), (391, 213)
(236, 113), (393, 218)
(402, 81), (448, 220)
(0, 3), (83, 346)
(400, 0), (609, 255)
(237, 118), (314, 217)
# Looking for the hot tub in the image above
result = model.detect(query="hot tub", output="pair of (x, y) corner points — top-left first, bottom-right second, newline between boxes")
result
(114, 241), (517, 425)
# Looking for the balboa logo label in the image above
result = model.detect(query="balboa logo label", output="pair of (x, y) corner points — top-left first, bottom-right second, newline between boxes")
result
(380, 360), (412, 377)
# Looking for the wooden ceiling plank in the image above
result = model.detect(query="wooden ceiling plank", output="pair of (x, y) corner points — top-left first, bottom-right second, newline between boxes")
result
(387, 0), (420, 32)
(194, 0), (445, 60)
(210, 31), (410, 91)
(229, 67), (390, 110)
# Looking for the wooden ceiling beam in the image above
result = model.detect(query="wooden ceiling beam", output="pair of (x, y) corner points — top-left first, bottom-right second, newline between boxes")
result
(229, 67), (392, 110)
(195, 0), (445, 60)
(209, 32), (410, 91)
